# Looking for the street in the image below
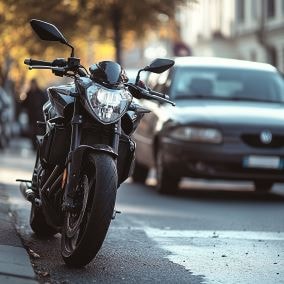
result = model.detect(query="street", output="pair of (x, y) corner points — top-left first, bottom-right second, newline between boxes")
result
(0, 139), (284, 284)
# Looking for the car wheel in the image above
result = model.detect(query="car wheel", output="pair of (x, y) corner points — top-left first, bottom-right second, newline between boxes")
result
(132, 161), (148, 184)
(156, 150), (180, 195)
(254, 181), (273, 192)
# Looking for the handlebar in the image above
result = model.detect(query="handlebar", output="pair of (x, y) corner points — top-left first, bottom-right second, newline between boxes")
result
(24, 58), (67, 67)
(24, 57), (85, 77)
(24, 58), (53, 66)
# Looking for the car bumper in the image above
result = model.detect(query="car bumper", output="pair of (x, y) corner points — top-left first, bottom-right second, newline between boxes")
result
(161, 137), (284, 181)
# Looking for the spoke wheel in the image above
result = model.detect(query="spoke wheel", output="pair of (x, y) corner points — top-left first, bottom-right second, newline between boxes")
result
(63, 175), (92, 254)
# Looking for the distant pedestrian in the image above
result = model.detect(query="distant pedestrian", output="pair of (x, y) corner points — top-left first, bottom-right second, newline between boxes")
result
(23, 79), (47, 149)
(173, 41), (192, 57)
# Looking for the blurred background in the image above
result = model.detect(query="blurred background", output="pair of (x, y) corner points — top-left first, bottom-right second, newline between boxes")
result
(0, 0), (282, 122)
(1, 0), (284, 142)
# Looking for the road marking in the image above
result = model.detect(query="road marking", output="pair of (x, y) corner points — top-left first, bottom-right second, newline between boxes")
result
(144, 227), (284, 284)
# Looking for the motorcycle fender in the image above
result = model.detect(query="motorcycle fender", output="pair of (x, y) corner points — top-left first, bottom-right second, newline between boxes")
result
(64, 145), (117, 201)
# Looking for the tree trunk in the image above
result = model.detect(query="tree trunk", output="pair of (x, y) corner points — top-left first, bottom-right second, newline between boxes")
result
(111, 5), (122, 65)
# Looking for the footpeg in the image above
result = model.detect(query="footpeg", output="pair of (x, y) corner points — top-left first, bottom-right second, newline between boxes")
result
(112, 210), (121, 220)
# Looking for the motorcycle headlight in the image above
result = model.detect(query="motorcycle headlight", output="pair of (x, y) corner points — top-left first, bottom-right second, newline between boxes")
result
(170, 127), (223, 144)
(86, 84), (132, 124)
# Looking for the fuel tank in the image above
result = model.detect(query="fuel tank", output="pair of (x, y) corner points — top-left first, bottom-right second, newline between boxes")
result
(47, 84), (76, 118)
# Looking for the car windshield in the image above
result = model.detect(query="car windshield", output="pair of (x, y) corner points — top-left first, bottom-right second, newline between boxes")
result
(171, 67), (284, 103)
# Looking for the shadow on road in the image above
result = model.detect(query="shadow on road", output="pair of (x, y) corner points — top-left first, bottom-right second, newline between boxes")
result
(142, 179), (284, 203)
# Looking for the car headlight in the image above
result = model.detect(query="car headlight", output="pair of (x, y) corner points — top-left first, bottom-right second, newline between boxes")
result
(86, 84), (132, 124)
(170, 127), (223, 144)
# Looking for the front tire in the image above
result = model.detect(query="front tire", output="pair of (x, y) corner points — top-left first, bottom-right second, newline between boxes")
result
(61, 153), (117, 267)
(156, 150), (180, 195)
(254, 181), (273, 192)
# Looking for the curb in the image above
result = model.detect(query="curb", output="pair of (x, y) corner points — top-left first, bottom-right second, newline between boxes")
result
(0, 185), (37, 284)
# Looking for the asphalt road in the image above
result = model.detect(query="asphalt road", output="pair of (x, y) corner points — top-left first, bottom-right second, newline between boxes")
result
(0, 139), (284, 284)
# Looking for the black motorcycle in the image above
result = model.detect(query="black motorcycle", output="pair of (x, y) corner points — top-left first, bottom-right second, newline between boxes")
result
(18, 19), (175, 267)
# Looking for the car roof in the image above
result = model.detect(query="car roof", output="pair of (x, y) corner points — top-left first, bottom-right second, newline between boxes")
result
(173, 57), (277, 72)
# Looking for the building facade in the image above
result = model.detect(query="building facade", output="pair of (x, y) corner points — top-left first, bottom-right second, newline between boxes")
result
(178, 0), (284, 72)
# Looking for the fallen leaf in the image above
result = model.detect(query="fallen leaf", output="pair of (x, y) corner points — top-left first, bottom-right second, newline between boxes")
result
(29, 249), (40, 259)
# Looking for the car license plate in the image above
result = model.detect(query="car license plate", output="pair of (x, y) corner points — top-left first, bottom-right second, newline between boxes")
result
(244, 156), (281, 169)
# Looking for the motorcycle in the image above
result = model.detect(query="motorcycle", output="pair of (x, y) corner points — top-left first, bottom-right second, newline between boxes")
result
(18, 19), (175, 267)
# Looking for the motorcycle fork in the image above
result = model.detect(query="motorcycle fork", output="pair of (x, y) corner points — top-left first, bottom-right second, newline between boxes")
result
(63, 98), (121, 211)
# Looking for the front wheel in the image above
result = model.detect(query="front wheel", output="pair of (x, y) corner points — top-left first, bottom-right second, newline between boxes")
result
(61, 153), (117, 267)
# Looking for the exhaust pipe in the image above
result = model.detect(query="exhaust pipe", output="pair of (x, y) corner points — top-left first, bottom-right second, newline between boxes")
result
(20, 182), (36, 203)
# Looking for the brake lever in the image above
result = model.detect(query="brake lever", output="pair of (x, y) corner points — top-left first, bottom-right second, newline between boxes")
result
(28, 65), (66, 77)
(126, 83), (175, 106)
(148, 93), (175, 106)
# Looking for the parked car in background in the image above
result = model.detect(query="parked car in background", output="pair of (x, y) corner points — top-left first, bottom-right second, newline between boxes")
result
(0, 87), (14, 148)
(133, 57), (284, 194)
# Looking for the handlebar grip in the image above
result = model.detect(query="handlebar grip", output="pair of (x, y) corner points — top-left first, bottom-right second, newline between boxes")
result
(24, 58), (52, 66)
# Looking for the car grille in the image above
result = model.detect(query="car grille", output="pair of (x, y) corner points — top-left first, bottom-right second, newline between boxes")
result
(241, 134), (284, 148)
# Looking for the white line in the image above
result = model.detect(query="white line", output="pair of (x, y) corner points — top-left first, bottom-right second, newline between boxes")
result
(144, 228), (284, 241)
(144, 227), (284, 284)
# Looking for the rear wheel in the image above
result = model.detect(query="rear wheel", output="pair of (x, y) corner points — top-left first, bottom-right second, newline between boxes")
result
(132, 161), (148, 184)
(61, 153), (117, 267)
(156, 150), (180, 195)
(254, 181), (273, 192)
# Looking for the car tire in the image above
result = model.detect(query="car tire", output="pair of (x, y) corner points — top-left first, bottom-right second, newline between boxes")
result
(254, 181), (273, 192)
(156, 150), (180, 195)
(132, 161), (149, 184)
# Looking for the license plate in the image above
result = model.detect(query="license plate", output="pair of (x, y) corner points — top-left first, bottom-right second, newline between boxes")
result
(244, 156), (281, 169)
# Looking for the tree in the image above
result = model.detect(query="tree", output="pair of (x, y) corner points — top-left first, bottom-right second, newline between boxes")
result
(0, 0), (81, 90)
(78, 0), (190, 64)
(0, 0), (193, 92)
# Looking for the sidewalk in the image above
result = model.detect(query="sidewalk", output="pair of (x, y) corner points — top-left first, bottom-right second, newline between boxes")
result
(0, 185), (37, 284)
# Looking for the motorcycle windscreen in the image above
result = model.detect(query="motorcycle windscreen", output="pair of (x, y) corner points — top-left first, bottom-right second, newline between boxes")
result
(90, 61), (126, 86)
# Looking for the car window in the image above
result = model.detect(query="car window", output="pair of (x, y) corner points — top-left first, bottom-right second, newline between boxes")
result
(171, 67), (284, 103)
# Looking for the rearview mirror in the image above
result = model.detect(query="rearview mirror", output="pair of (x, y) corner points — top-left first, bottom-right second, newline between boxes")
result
(144, 58), (175, 74)
(30, 19), (74, 56)
(30, 19), (68, 44)
(135, 58), (174, 84)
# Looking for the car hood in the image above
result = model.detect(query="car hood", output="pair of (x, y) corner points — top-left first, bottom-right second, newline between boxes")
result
(168, 100), (284, 128)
